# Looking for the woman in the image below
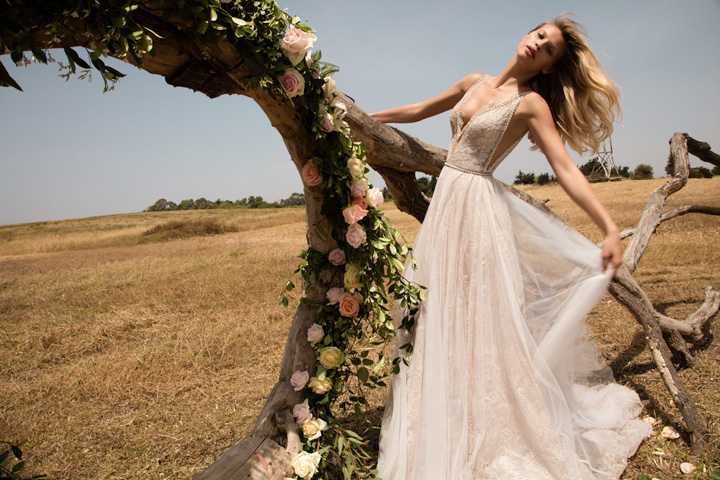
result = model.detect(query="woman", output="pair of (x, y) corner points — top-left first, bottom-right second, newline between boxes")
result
(371, 16), (652, 480)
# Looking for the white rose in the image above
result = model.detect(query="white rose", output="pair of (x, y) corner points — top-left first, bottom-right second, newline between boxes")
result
(307, 323), (324, 346)
(291, 451), (322, 480)
(346, 157), (364, 178)
(301, 417), (328, 441)
(290, 370), (309, 391)
(307, 376), (333, 395)
(293, 399), (311, 425)
(330, 98), (347, 121)
(365, 187), (384, 208)
(350, 179), (369, 197)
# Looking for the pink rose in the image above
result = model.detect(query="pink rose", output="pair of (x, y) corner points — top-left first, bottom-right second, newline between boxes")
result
(319, 112), (334, 132)
(290, 370), (309, 391)
(338, 292), (361, 317)
(347, 157), (364, 178)
(351, 179), (369, 197)
(342, 203), (368, 225)
(365, 187), (384, 208)
(279, 68), (305, 98)
(346, 223), (366, 248)
(326, 287), (344, 305)
(328, 248), (346, 266)
(307, 323), (324, 346)
(280, 28), (317, 66)
(301, 160), (321, 187)
(353, 196), (368, 209)
(293, 399), (311, 425)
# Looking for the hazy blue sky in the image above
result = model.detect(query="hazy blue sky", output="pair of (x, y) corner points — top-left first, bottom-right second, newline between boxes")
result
(1, 0), (719, 225)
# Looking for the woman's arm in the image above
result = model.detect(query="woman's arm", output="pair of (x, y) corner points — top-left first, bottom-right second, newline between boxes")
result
(522, 93), (622, 275)
(370, 73), (483, 124)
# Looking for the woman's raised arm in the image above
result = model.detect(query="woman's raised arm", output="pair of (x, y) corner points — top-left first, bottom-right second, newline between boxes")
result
(522, 93), (622, 275)
(370, 73), (483, 124)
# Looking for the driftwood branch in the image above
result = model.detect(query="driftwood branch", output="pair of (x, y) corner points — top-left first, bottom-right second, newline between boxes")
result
(620, 205), (720, 239)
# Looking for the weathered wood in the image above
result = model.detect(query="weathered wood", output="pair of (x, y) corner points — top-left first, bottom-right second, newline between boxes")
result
(620, 204), (720, 239)
(193, 436), (291, 480)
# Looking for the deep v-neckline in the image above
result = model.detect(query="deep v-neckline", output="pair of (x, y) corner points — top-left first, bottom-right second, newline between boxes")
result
(456, 76), (528, 138)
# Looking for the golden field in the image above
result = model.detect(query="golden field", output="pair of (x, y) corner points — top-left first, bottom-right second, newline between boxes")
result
(1, 177), (719, 479)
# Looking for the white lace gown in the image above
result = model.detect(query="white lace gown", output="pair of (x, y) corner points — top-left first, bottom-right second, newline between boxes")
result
(377, 76), (651, 480)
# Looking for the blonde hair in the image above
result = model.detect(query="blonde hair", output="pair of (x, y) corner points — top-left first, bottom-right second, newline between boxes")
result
(528, 15), (621, 154)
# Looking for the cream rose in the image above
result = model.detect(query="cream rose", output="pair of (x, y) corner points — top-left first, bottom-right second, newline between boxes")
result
(293, 399), (311, 425)
(326, 287), (344, 305)
(279, 68), (305, 98)
(328, 248), (346, 266)
(280, 28), (317, 66)
(346, 157), (364, 178)
(346, 223), (366, 249)
(290, 370), (309, 391)
(290, 451), (322, 480)
(318, 346), (342, 369)
(322, 76), (336, 100)
(342, 203), (368, 225)
(330, 98), (347, 121)
(365, 187), (384, 208)
(344, 263), (362, 291)
(308, 376), (333, 395)
(338, 292), (360, 317)
(350, 179), (369, 197)
(307, 323), (324, 346)
(301, 160), (321, 187)
(302, 417), (328, 441)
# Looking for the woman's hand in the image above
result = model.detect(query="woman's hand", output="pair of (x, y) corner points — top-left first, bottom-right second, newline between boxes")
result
(601, 230), (622, 277)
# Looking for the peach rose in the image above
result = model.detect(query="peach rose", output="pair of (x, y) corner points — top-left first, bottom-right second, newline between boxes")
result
(308, 376), (332, 395)
(280, 28), (317, 66)
(338, 292), (360, 317)
(365, 187), (384, 208)
(301, 160), (321, 187)
(290, 370), (309, 391)
(279, 68), (305, 98)
(353, 196), (368, 209)
(347, 157), (364, 178)
(293, 399), (311, 425)
(350, 179), (369, 197)
(302, 417), (327, 441)
(291, 451), (321, 480)
(328, 248), (346, 266)
(346, 223), (366, 248)
(342, 203), (368, 225)
(344, 263), (362, 290)
(326, 287), (344, 305)
(318, 346), (342, 369)
(307, 323), (324, 346)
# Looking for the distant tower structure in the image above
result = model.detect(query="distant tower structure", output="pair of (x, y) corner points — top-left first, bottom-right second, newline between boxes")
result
(596, 137), (617, 179)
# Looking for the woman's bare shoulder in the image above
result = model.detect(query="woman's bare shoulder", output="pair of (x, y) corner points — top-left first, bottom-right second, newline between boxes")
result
(516, 91), (552, 119)
(457, 73), (487, 92)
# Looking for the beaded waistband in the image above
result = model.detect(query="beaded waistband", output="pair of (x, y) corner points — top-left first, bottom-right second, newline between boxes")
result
(444, 163), (493, 176)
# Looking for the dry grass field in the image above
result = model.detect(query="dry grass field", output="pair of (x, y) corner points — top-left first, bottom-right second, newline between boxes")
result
(1, 178), (719, 480)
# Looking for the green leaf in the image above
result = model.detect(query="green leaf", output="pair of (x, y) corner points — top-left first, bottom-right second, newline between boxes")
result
(29, 45), (47, 64)
(209, 8), (218, 21)
(357, 367), (369, 383)
(636, 476), (650, 480)
(0, 450), (8, 464)
(10, 444), (21, 459)
(0, 60), (22, 91)
(11, 460), (25, 473)
(711, 471), (720, 480)
(231, 17), (248, 26)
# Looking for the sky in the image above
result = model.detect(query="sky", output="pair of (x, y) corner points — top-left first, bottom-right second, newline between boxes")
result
(1, 0), (719, 226)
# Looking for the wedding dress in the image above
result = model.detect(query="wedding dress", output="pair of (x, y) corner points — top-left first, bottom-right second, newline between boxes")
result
(377, 76), (651, 480)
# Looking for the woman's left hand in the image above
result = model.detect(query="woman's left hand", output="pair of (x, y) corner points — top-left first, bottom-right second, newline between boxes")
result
(601, 231), (623, 277)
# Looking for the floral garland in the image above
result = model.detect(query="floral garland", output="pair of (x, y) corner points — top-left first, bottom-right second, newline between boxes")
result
(0, 2), (423, 479)
(273, 24), (423, 480)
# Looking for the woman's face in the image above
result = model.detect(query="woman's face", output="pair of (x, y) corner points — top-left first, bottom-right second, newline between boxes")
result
(519, 24), (566, 74)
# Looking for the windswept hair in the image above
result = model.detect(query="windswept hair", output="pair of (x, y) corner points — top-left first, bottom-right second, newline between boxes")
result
(528, 14), (621, 154)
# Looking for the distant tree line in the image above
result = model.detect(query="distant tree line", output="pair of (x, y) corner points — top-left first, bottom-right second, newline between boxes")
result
(145, 192), (306, 212)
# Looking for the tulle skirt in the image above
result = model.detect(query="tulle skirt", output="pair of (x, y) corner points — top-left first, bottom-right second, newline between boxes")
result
(377, 167), (651, 480)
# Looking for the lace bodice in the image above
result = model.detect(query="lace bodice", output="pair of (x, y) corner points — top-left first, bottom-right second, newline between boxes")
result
(446, 75), (530, 176)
